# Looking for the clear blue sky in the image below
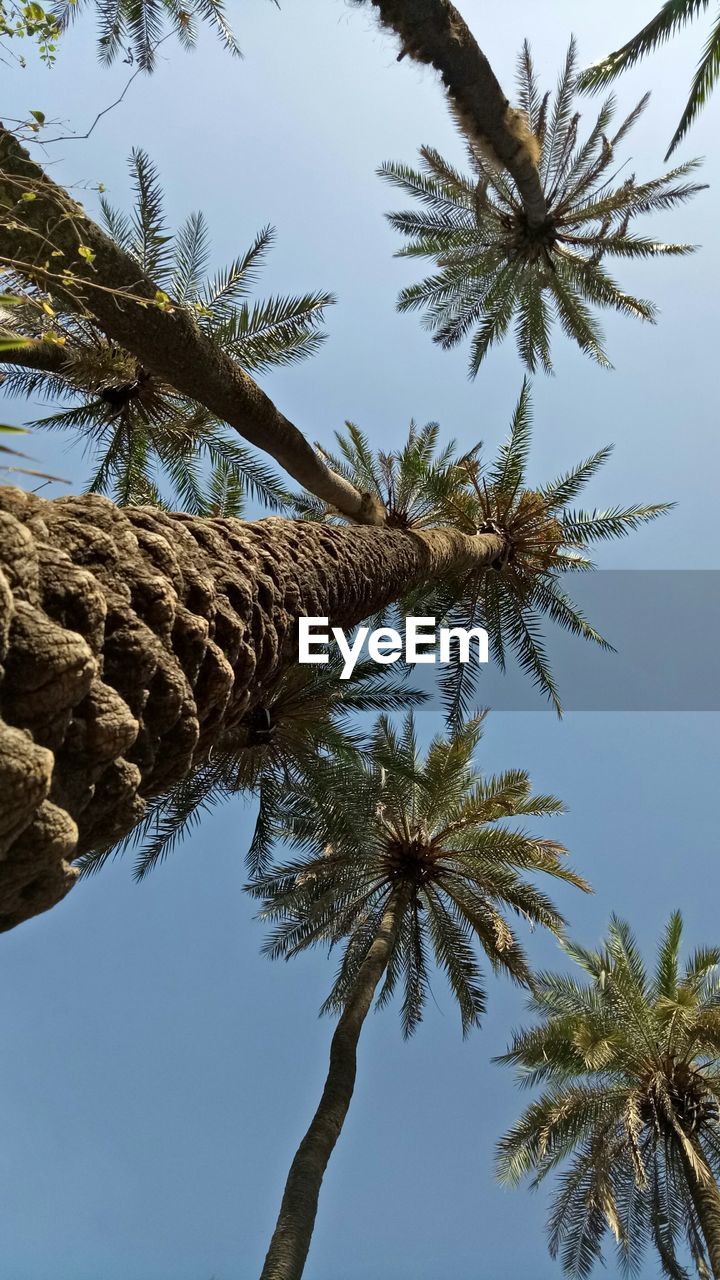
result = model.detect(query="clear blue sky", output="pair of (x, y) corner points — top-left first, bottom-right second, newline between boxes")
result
(1, 3), (719, 1277)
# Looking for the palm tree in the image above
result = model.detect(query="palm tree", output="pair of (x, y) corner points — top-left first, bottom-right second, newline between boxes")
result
(496, 914), (720, 1278)
(250, 711), (588, 1280)
(79, 652), (426, 881)
(1, 149), (332, 512)
(0, 398), (666, 930)
(291, 383), (667, 717)
(578, 1), (720, 159)
(380, 39), (704, 374)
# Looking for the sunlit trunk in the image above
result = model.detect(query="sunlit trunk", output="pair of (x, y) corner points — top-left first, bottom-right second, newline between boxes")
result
(370, 0), (547, 225)
(0, 487), (503, 929)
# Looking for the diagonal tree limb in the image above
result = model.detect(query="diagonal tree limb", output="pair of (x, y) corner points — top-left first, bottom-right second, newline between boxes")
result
(0, 127), (384, 524)
(366, 0), (548, 226)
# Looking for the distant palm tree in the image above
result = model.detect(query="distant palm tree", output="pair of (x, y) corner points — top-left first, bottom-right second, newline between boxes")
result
(78, 652), (425, 881)
(380, 39), (704, 374)
(578, 1), (720, 159)
(292, 383), (669, 716)
(252, 712), (588, 1280)
(496, 913), (720, 1278)
(1, 149), (332, 511)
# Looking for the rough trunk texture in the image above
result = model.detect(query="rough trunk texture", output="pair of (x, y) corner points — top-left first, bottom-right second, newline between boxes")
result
(370, 0), (548, 226)
(259, 893), (404, 1280)
(0, 127), (380, 524)
(0, 486), (503, 930)
(684, 1147), (720, 1278)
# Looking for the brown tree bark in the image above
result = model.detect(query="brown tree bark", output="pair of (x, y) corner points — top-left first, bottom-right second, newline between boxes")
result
(368, 0), (548, 226)
(0, 486), (503, 930)
(259, 891), (405, 1280)
(0, 127), (379, 524)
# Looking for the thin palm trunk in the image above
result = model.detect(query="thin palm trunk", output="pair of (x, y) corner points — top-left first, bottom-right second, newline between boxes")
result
(369, 0), (547, 226)
(259, 891), (405, 1280)
(0, 488), (504, 929)
(0, 128), (374, 522)
(682, 1145), (720, 1278)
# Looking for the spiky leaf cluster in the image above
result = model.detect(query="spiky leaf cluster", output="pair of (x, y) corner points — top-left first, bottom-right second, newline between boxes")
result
(51, 0), (269, 70)
(578, 1), (720, 159)
(1, 149), (333, 512)
(249, 712), (587, 1038)
(292, 382), (670, 714)
(380, 38), (704, 374)
(497, 914), (720, 1278)
(77, 653), (426, 882)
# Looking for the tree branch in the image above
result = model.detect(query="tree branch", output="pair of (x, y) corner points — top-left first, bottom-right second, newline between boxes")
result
(367, 0), (547, 226)
(0, 127), (384, 524)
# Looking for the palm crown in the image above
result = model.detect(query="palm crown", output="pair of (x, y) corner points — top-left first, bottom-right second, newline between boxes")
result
(249, 712), (589, 1038)
(1, 149), (332, 512)
(380, 38), (704, 374)
(578, 1), (720, 159)
(496, 914), (720, 1278)
(293, 382), (670, 714)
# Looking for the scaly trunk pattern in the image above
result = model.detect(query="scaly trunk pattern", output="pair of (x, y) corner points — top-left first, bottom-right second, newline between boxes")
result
(259, 891), (405, 1280)
(0, 486), (504, 930)
(369, 0), (548, 226)
(683, 1145), (720, 1278)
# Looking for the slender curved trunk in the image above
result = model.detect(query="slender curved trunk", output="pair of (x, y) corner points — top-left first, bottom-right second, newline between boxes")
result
(0, 487), (504, 929)
(0, 128), (375, 523)
(369, 0), (547, 226)
(682, 1145), (720, 1278)
(259, 891), (405, 1280)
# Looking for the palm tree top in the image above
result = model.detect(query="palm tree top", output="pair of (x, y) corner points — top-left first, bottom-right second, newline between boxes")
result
(381, 37), (705, 374)
(496, 912), (720, 1277)
(577, 1), (720, 159)
(293, 381), (671, 715)
(248, 711), (588, 1038)
(2, 149), (333, 512)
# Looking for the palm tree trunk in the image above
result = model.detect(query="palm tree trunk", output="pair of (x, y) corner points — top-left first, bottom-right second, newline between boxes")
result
(369, 0), (547, 226)
(0, 127), (375, 523)
(0, 487), (504, 930)
(682, 1146), (720, 1278)
(259, 891), (405, 1280)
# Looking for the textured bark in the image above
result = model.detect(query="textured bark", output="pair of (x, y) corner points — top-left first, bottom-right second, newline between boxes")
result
(0, 128), (380, 524)
(259, 892), (404, 1280)
(369, 0), (548, 226)
(683, 1147), (720, 1278)
(0, 486), (503, 930)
